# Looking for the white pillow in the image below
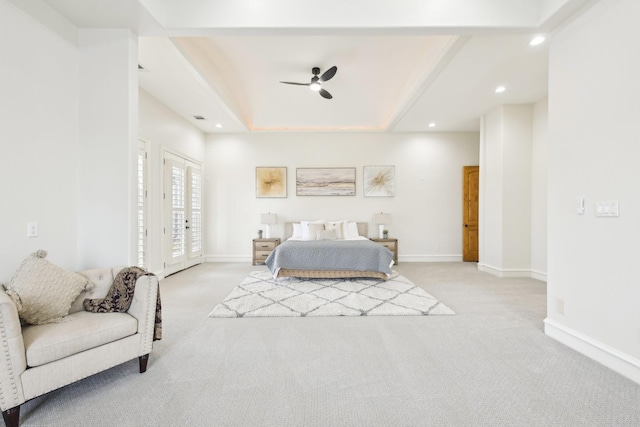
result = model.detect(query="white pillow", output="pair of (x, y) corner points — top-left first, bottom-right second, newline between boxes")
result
(4, 250), (93, 325)
(304, 223), (325, 240)
(316, 229), (337, 240)
(325, 220), (346, 239)
(301, 220), (325, 239)
(291, 223), (303, 238)
(345, 222), (360, 238)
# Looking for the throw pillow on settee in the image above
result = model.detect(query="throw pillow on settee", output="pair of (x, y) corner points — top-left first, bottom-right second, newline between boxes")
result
(3, 250), (93, 325)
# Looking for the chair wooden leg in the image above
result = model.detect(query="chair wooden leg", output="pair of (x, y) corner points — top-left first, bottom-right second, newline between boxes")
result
(2, 406), (20, 427)
(139, 354), (149, 373)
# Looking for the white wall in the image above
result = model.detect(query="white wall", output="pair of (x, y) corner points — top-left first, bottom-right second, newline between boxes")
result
(77, 29), (138, 270)
(205, 132), (479, 261)
(502, 105), (532, 271)
(0, 0), (80, 282)
(1, 2), (147, 281)
(479, 109), (505, 271)
(138, 89), (206, 274)
(531, 98), (548, 280)
(479, 104), (533, 277)
(545, 0), (640, 382)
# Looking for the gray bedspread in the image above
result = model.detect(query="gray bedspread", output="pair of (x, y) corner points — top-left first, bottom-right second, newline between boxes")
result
(265, 239), (393, 277)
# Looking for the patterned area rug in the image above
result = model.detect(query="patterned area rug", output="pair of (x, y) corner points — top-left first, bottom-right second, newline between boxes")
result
(209, 270), (455, 318)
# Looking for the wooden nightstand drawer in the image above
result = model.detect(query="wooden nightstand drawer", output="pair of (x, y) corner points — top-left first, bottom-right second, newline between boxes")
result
(252, 238), (280, 265)
(255, 251), (272, 259)
(255, 241), (277, 251)
(379, 241), (396, 251)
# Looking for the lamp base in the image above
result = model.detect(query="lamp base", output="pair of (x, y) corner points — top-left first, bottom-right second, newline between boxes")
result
(378, 224), (385, 239)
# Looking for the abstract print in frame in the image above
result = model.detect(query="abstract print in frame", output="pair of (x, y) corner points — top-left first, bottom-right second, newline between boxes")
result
(256, 167), (287, 198)
(364, 165), (395, 197)
(296, 167), (356, 196)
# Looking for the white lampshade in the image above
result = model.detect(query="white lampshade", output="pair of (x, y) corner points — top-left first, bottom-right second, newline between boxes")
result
(261, 213), (278, 225)
(374, 213), (391, 239)
(260, 213), (277, 238)
(374, 213), (391, 225)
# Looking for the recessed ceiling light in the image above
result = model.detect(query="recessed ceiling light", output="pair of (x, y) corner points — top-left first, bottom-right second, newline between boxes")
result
(215, 123), (222, 128)
(495, 86), (506, 94)
(529, 35), (546, 46)
(428, 123), (436, 128)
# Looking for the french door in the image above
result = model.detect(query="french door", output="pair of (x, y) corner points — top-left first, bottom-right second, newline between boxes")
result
(137, 140), (148, 268)
(163, 151), (203, 276)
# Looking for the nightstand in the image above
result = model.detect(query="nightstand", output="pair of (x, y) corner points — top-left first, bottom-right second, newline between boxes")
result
(370, 238), (398, 265)
(252, 238), (280, 265)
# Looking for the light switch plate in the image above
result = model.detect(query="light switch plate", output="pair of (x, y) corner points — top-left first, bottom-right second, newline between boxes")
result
(596, 201), (620, 217)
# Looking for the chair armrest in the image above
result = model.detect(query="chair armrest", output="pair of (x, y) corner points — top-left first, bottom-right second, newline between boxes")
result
(127, 274), (159, 355)
(0, 290), (27, 411)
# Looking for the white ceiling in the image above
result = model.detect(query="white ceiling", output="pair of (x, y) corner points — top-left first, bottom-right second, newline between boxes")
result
(37, 0), (594, 134)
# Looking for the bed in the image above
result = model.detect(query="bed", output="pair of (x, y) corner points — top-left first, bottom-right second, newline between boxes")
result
(265, 221), (394, 280)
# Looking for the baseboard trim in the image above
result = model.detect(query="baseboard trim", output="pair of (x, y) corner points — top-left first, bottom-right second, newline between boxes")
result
(205, 255), (463, 263)
(477, 263), (546, 281)
(530, 270), (547, 282)
(205, 255), (251, 263)
(399, 255), (462, 262)
(478, 263), (530, 277)
(544, 318), (640, 384)
(204, 257), (541, 269)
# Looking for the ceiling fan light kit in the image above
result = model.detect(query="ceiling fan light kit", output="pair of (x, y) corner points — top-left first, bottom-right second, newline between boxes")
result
(280, 66), (337, 99)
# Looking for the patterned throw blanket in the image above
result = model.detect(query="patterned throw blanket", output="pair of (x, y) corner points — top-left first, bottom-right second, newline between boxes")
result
(83, 266), (162, 341)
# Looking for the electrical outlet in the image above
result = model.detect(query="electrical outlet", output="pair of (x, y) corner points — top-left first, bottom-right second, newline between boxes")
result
(556, 298), (565, 315)
(27, 222), (39, 237)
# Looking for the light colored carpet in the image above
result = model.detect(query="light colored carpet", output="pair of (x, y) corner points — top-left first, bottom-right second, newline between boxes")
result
(209, 270), (454, 317)
(15, 262), (640, 426)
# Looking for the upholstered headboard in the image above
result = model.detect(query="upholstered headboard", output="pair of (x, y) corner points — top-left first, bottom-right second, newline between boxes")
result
(284, 222), (368, 240)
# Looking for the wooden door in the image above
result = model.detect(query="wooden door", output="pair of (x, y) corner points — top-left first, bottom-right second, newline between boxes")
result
(463, 166), (479, 262)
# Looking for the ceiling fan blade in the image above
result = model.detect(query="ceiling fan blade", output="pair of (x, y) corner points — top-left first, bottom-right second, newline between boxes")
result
(319, 88), (333, 99)
(280, 81), (310, 86)
(319, 66), (337, 82)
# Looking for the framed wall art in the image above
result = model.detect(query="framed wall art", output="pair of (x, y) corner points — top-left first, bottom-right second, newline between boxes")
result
(363, 165), (395, 197)
(256, 167), (287, 198)
(296, 167), (356, 196)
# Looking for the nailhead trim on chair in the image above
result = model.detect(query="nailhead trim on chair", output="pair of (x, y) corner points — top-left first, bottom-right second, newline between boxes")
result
(141, 278), (155, 355)
(0, 304), (20, 411)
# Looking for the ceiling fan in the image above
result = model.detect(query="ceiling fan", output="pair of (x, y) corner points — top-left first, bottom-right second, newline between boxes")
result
(280, 66), (337, 99)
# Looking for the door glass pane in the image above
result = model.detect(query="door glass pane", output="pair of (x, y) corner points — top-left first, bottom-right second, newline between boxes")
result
(172, 165), (185, 258)
(137, 150), (146, 268)
(190, 169), (202, 253)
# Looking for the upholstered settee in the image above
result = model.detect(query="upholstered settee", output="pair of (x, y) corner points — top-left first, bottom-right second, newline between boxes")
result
(0, 267), (159, 427)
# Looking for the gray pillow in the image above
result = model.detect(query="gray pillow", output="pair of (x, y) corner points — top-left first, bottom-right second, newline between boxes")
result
(316, 229), (337, 240)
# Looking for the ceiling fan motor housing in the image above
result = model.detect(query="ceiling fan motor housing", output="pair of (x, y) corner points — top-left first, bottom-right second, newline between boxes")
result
(279, 66), (337, 99)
